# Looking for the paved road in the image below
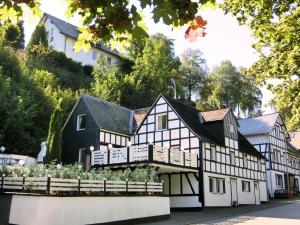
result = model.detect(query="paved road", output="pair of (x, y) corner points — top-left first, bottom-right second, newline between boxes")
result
(194, 199), (300, 225)
(138, 197), (300, 225)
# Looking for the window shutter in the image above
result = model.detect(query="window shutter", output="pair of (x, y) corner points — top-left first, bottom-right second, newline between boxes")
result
(223, 180), (226, 193)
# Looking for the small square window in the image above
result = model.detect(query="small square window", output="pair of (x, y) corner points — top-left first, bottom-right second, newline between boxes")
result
(78, 148), (86, 164)
(157, 114), (167, 131)
(77, 114), (86, 130)
(107, 57), (112, 64)
(92, 50), (97, 60)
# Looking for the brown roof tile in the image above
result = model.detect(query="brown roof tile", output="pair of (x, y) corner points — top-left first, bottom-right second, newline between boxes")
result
(201, 108), (230, 122)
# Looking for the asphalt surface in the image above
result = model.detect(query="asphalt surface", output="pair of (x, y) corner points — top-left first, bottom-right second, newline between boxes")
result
(138, 197), (300, 225)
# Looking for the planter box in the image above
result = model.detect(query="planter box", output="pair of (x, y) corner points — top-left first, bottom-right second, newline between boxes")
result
(0, 194), (170, 225)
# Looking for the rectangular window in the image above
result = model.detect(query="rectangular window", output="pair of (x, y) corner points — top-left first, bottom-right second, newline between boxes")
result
(242, 181), (251, 192)
(275, 174), (283, 187)
(157, 114), (167, 131)
(243, 154), (248, 168)
(78, 148), (86, 164)
(229, 123), (234, 134)
(209, 177), (225, 194)
(211, 146), (216, 161)
(92, 50), (97, 60)
(107, 57), (112, 64)
(77, 114), (87, 130)
(230, 151), (235, 165)
(258, 159), (262, 171)
(50, 28), (54, 42)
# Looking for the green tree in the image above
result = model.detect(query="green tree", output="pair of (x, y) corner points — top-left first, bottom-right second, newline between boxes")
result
(222, 1), (299, 129)
(129, 33), (181, 108)
(26, 23), (48, 51)
(91, 58), (122, 104)
(45, 105), (63, 163)
(180, 49), (208, 102)
(3, 21), (25, 49)
(0, 0), (216, 50)
(203, 61), (262, 117)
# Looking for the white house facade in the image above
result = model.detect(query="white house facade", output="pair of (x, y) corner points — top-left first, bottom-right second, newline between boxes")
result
(239, 113), (300, 198)
(62, 94), (268, 209)
(40, 13), (122, 66)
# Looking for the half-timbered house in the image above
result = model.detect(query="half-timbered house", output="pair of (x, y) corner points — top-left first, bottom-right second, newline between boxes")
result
(62, 94), (268, 208)
(239, 113), (300, 198)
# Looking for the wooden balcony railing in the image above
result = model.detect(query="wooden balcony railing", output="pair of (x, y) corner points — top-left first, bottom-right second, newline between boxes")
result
(92, 144), (199, 168)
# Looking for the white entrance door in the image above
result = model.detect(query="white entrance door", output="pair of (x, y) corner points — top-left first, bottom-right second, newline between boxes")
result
(230, 178), (238, 205)
(254, 181), (260, 205)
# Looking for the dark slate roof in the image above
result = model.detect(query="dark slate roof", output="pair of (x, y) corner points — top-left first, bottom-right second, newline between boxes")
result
(163, 96), (223, 145)
(238, 113), (279, 135)
(201, 108), (230, 122)
(43, 13), (120, 57)
(238, 132), (265, 158)
(81, 94), (135, 135)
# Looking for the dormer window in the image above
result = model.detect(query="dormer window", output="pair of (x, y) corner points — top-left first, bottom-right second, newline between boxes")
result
(157, 113), (167, 131)
(77, 114), (86, 131)
(229, 123), (234, 134)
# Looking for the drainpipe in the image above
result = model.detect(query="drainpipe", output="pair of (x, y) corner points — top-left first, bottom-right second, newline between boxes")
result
(64, 36), (68, 53)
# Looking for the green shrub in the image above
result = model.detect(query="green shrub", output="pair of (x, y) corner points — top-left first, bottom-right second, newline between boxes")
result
(0, 163), (160, 182)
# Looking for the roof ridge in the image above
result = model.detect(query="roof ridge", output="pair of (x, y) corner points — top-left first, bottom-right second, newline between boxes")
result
(201, 108), (231, 113)
(239, 112), (279, 120)
(81, 94), (133, 112)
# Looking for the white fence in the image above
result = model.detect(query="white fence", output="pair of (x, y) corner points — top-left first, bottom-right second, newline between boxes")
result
(0, 176), (163, 195)
(92, 144), (198, 168)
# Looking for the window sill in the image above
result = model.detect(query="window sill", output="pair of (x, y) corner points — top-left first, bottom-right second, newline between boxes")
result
(77, 129), (86, 131)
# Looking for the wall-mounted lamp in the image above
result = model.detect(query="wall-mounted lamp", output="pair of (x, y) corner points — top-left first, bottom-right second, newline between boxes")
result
(127, 141), (132, 147)
(90, 145), (95, 151)
(0, 146), (5, 153)
(108, 144), (113, 150)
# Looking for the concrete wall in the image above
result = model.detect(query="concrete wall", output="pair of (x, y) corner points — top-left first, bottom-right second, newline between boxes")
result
(6, 195), (170, 225)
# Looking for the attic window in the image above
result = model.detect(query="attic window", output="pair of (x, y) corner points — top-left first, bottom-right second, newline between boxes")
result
(157, 114), (167, 131)
(77, 114), (87, 131)
(229, 123), (234, 134)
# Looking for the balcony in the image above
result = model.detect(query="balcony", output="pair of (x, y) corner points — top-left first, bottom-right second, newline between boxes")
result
(92, 145), (199, 171)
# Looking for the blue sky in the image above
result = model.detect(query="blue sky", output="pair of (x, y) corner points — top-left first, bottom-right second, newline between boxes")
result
(22, 0), (273, 113)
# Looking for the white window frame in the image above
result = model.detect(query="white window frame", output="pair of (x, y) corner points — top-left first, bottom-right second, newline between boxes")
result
(258, 159), (262, 171)
(243, 154), (248, 168)
(156, 113), (168, 131)
(209, 177), (225, 194)
(211, 146), (216, 161)
(78, 148), (86, 164)
(242, 181), (251, 192)
(275, 174), (283, 188)
(230, 151), (235, 165)
(77, 114), (87, 131)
